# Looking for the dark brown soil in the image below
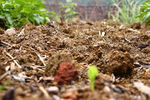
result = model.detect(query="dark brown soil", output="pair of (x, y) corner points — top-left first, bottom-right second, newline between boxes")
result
(102, 50), (134, 76)
(0, 21), (150, 100)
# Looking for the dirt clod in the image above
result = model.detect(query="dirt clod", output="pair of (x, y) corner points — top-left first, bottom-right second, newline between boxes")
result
(0, 28), (4, 34)
(45, 51), (73, 76)
(54, 62), (78, 85)
(103, 50), (135, 76)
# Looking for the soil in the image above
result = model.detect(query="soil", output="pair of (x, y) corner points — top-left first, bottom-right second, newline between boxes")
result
(0, 20), (150, 100)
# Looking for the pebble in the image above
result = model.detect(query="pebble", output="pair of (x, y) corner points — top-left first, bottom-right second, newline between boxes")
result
(5, 28), (16, 36)
(47, 86), (59, 93)
(52, 95), (61, 100)
(104, 86), (111, 93)
(112, 87), (124, 94)
(88, 37), (93, 40)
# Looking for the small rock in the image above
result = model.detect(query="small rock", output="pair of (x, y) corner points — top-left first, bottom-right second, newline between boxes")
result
(104, 86), (111, 93)
(137, 43), (149, 49)
(2, 89), (15, 100)
(5, 28), (16, 36)
(112, 87), (124, 94)
(47, 86), (59, 93)
(88, 37), (93, 40)
(101, 32), (105, 37)
(52, 95), (61, 100)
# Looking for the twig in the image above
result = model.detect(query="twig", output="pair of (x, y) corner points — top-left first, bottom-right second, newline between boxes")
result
(5, 50), (22, 68)
(0, 41), (11, 47)
(29, 48), (46, 66)
(39, 85), (51, 99)
(128, 28), (140, 34)
(0, 71), (10, 81)
(36, 52), (46, 66)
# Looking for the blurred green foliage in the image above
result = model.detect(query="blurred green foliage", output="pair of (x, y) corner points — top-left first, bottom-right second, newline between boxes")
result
(0, 0), (55, 29)
(138, 0), (150, 25)
(61, 0), (78, 21)
(109, 0), (141, 24)
(55, 0), (78, 22)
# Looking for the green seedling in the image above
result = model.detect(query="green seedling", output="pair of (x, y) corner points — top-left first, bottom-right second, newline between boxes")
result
(88, 65), (98, 91)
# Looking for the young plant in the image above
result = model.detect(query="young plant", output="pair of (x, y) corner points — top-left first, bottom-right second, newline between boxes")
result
(61, 0), (78, 21)
(138, 0), (150, 24)
(0, 0), (55, 29)
(88, 65), (98, 91)
(110, 0), (141, 24)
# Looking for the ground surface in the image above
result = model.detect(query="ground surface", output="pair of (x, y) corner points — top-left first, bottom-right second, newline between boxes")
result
(0, 20), (150, 100)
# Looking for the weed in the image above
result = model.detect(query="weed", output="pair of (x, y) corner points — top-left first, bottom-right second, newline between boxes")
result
(88, 65), (98, 91)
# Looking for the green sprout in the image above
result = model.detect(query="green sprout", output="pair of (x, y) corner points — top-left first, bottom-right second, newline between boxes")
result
(88, 65), (98, 91)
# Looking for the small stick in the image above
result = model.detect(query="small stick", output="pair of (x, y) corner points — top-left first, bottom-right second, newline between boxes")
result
(39, 85), (51, 99)
(29, 48), (46, 66)
(5, 51), (22, 68)
(0, 41), (11, 47)
(0, 71), (10, 81)
(35, 52), (46, 66)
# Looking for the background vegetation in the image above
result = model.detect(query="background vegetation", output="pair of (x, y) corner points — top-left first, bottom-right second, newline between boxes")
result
(138, 0), (150, 25)
(0, 0), (55, 29)
(0, 0), (150, 29)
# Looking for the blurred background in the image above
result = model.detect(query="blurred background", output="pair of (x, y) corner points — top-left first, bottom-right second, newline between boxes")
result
(45, 0), (146, 21)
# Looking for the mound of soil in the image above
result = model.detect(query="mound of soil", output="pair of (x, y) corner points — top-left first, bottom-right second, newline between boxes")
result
(0, 21), (150, 100)
(103, 50), (134, 76)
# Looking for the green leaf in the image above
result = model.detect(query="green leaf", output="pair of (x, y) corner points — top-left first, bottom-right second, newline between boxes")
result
(138, 0), (150, 24)
(5, 13), (13, 27)
(65, 8), (72, 13)
(88, 65), (98, 91)
(0, 15), (5, 19)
